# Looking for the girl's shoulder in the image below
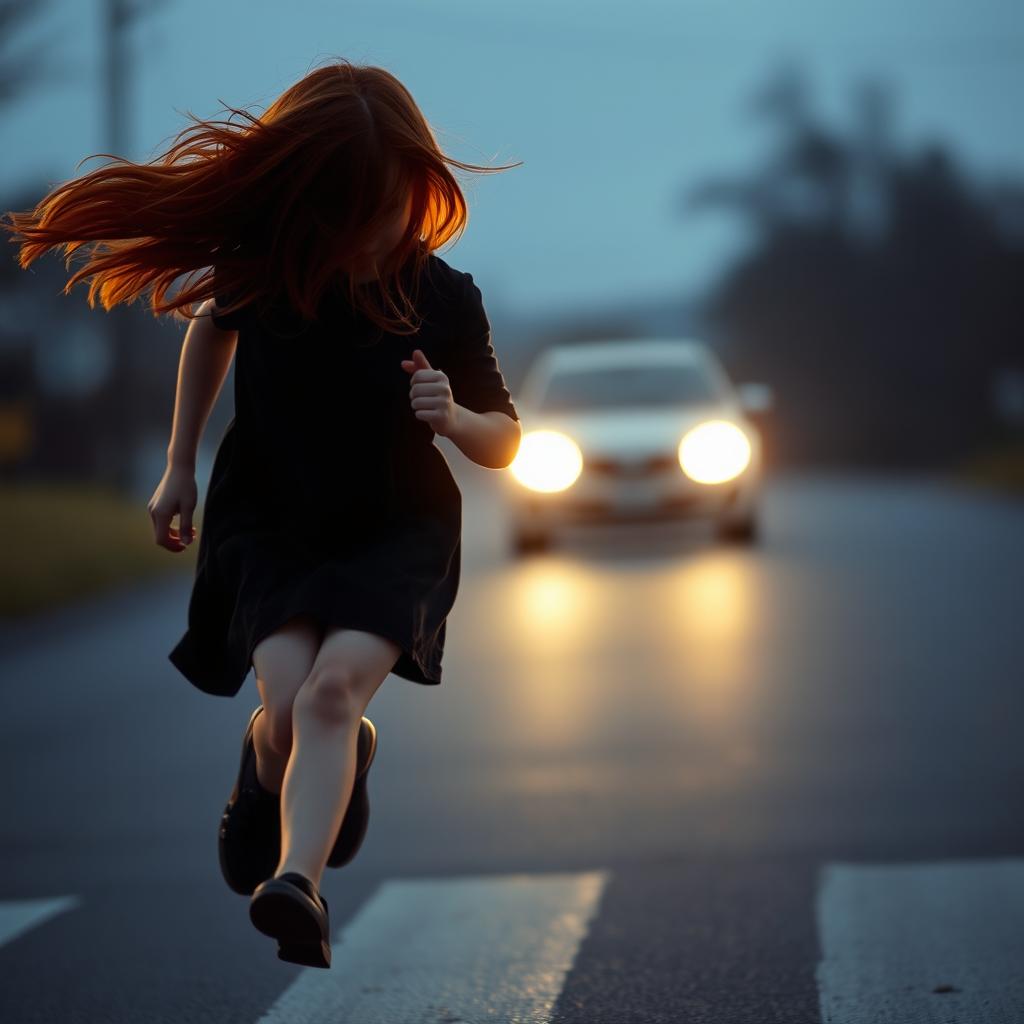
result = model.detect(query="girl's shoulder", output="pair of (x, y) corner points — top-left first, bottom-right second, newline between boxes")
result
(421, 253), (472, 305)
(420, 253), (486, 327)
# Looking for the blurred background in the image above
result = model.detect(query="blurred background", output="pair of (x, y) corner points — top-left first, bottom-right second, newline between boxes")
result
(2, 4), (1023, 1018)
(1, 0), (1022, 611)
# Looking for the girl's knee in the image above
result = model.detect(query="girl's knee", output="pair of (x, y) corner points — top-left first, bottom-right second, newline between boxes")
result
(294, 667), (364, 726)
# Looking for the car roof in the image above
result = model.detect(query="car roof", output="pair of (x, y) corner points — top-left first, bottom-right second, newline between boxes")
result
(535, 338), (713, 374)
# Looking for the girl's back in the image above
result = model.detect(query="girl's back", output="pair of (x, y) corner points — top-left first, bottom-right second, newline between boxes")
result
(218, 252), (509, 542)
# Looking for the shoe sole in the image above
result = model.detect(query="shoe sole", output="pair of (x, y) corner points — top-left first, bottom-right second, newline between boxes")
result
(326, 717), (377, 868)
(249, 879), (331, 968)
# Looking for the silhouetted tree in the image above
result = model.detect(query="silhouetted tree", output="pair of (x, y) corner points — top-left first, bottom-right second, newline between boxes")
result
(687, 62), (1024, 468)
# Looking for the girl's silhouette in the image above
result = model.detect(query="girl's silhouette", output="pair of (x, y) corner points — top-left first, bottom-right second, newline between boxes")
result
(4, 59), (522, 969)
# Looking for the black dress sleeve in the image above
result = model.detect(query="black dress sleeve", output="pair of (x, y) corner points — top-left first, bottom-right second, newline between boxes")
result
(209, 265), (251, 331)
(210, 291), (249, 332)
(445, 272), (519, 421)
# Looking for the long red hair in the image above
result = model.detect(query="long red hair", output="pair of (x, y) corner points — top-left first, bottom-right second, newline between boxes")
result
(2, 58), (521, 334)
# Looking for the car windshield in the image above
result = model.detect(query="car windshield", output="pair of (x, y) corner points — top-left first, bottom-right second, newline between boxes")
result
(536, 362), (722, 412)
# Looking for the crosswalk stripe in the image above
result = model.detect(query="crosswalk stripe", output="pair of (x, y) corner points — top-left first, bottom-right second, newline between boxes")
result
(815, 858), (1024, 1023)
(255, 870), (609, 1023)
(0, 896), (81, 948)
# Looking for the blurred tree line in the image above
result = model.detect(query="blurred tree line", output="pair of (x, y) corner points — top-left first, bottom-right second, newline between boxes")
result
(0, 0), (195, 491)
(687, 64), (1024, 469)
(0, 197), (183, 485)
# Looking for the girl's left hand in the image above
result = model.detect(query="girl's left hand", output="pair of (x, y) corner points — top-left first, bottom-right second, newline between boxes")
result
(401, 348), (459, 438)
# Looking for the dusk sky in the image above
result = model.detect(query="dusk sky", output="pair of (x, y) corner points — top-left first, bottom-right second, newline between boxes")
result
(5, 0), (1023, 320)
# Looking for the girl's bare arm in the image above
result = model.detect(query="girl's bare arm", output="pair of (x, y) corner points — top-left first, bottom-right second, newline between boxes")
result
(447, 406), (521, 469)
(167, 299), (238, 470)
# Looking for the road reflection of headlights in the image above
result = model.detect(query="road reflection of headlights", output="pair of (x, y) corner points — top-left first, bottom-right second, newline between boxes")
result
(678, 420), (751, 484)
(509, 429), (583, 492)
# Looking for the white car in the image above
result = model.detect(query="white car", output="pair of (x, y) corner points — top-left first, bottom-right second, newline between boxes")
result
(502, 338), (772, 553)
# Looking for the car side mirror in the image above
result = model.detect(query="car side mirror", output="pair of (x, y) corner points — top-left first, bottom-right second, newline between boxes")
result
(736, 382), (773, 414)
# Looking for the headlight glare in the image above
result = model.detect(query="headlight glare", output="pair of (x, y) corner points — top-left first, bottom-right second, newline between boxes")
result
(678, 420), (751, 483)
(509, 430), (583, 492)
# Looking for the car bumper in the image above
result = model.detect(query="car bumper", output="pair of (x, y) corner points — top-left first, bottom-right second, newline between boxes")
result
(504, 465), (761, 527)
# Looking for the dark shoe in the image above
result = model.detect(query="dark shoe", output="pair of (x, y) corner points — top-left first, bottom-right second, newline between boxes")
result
(326, 716), (378, 868)
(218, 705), (281, 896)
(249, 871), (332, 968)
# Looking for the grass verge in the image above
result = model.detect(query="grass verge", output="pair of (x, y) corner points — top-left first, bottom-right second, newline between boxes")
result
(0, 481), (197, 618)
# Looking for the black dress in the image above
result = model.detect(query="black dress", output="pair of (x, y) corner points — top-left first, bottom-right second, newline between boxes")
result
(168, 253), (519, 696)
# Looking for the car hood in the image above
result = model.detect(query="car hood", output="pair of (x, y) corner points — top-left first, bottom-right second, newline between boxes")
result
(521, 403), (750, 456)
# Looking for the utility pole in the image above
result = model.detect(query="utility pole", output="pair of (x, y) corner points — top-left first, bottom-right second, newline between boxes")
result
(96, 0), (168, 492)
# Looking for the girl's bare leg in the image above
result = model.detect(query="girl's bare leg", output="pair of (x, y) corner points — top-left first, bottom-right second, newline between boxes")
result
(274, 627), (401, 889)
(250, 615), (324, 795)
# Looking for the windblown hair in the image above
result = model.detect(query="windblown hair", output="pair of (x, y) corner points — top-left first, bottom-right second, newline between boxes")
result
(2, 58), (521, 334)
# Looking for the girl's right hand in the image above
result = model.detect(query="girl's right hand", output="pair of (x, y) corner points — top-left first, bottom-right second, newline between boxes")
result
(148, 464), (199, 552)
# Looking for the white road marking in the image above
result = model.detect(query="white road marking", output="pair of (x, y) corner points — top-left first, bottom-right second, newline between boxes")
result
(815, 858), (1024, 1023)
(255, 870), (609, 1024)
(0, 896), (81, 947)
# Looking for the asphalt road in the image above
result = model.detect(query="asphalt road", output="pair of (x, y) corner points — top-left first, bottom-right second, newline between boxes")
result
(1, 464), (1022, 1023)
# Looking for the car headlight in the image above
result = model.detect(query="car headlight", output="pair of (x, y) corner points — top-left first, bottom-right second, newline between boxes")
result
(678, 420), (751, 483)
(509, 429), (583, 492)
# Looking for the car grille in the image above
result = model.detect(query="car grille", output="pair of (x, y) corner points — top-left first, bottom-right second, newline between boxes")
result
(584, 454), (678, 477)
